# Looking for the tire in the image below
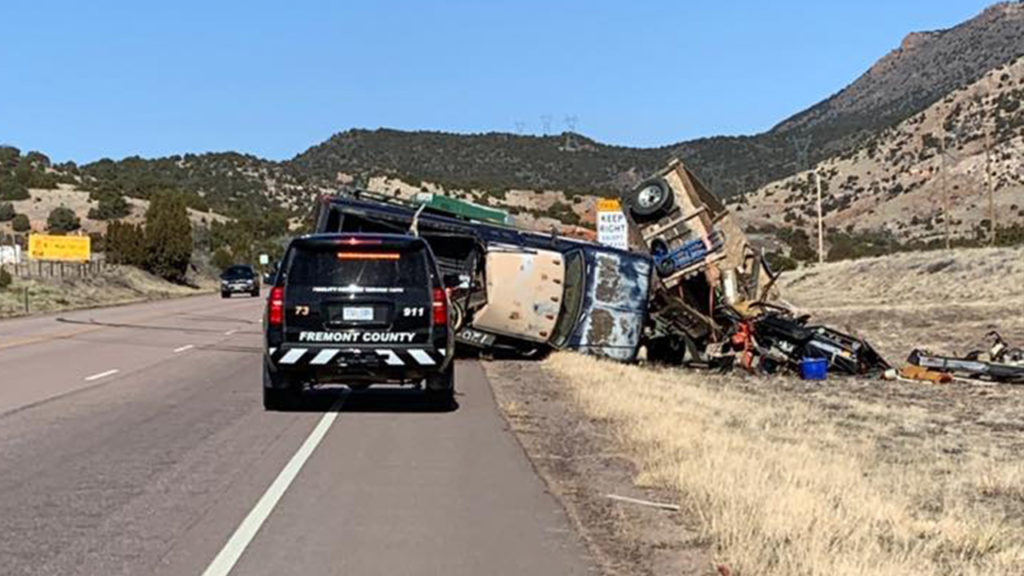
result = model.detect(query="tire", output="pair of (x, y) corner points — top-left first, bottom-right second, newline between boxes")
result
(627, 179), (674, 220)
(251, 289), (260, 297)
(263, 361), (301, 411)
(655, 257), (676, 278)
(425, 364), (455, 407)
(221, 292), (230, 299)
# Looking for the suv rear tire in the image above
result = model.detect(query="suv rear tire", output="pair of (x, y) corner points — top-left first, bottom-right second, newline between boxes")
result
(263, 361), (301, 411)
(425, 364), (455, 407)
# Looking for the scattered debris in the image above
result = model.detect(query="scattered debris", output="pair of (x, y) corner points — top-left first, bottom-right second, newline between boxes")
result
(907, 332), (1024, 383)
(604, 494), (681, 512)
(899, 364), (953, 384)
(621, 159), (890, 379)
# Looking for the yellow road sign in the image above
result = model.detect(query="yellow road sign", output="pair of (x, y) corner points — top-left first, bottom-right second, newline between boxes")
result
(596, 198), (621, 212)
(28, 234), (91, 261)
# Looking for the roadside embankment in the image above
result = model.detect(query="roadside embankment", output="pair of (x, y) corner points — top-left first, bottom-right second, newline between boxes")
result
(0, 266), (215, 319)
(520, 352), (1024, 576)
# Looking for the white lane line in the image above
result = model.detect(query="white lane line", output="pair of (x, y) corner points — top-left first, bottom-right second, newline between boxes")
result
(224, 329), (238, 336)
(84, 369), (119, 382)
(201, 398), (345, 576)
(173, 344), (195, 353)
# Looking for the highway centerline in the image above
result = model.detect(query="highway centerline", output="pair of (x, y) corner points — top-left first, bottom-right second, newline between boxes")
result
(83, 369), (119, 381)
(201, 397), (345, 576)
(173, 344), (195, 353)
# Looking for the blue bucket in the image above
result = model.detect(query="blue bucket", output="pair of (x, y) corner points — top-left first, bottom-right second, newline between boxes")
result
(799, 357), (828, 380)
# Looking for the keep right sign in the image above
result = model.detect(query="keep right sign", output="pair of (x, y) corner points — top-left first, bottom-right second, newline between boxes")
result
(596, 198), (628, 250)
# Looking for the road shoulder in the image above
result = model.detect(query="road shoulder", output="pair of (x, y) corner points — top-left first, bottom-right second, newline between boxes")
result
(484, 359), (712, 576)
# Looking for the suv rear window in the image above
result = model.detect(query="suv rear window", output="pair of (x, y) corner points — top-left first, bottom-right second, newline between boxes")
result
(222, 265), (254, 279)
(286, 245), (429, 289)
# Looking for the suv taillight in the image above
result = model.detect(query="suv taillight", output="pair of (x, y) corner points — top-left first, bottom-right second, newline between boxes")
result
(432, 287), (448, 326)
(269, 286), (284, 326)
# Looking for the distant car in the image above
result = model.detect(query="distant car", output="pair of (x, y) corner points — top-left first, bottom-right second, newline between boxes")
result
(262, 233), (456, 410)
(220, 265), (260, 298)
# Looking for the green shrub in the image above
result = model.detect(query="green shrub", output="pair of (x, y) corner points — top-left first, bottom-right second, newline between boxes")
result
(0, 266), (11, 290)
(0, 202), (14, 222)
(12, 213), (30, 232)
(87, 193), (131, 220)
(211, 247), (234, 271)
(105, 220), (147, 266)
(144, 191), (193, 283)
(47, 206), (80, 234)
(0, 177), (29, 201)
(765, 252), (798, 273)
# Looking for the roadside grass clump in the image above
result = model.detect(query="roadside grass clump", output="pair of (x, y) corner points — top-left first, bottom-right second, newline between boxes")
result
(544, 352), (1024, 576)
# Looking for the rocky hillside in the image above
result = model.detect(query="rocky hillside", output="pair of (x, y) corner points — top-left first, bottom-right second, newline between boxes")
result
(78, 153), (325, 218)
(291, 3), (1024, 198)
(737, 56), (1024, 250)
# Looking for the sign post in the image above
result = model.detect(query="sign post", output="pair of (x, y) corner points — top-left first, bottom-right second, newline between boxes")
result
(596, 198), (628, 250)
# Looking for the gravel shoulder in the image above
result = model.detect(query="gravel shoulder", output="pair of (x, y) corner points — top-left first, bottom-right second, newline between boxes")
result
(485, 359), (713, 576)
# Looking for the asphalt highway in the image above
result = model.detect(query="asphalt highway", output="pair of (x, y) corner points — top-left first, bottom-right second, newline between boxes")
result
(0, 294), (595, 575)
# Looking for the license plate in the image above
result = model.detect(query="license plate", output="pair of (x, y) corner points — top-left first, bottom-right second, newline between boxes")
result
(342, 306), (374, 321)
(457, 328), (496, 347)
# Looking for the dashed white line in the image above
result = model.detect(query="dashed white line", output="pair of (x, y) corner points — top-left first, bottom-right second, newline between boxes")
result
(224, 330), (238, 336)
(84, 369), (119, 382)
(201, 398), (345, 576)
(173, 344), (195, 353)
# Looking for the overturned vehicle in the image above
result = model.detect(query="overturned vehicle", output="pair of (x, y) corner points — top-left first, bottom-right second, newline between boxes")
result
(620, 159), (889, 376)
(315, 191), (651, 362)
(314, 158), (889, 378)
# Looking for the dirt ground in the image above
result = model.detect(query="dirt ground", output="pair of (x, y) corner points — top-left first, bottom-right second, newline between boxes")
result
(486, 359), (715, 576)
(484, 246), (1024, 576)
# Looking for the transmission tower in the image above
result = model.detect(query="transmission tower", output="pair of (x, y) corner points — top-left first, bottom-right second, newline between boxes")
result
(563, 115), (579, 151)
(514, 121), (526, 135)
(540, 114), (552, 135)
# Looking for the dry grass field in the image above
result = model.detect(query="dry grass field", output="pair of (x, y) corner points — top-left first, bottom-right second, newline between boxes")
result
(0, 266), (213, 318)
(495, 246), (1024, 575)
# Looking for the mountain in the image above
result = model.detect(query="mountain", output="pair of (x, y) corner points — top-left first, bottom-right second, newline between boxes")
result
(6, 2), (1022, 235)
(291, 3), (1024, 198)
(737, 56), (1024, 254)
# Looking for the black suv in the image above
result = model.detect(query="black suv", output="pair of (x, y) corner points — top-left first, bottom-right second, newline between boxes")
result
(220, 265), (260, 298)
(262, 234), (456, 409)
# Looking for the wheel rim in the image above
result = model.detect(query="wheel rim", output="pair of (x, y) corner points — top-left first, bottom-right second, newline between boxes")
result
(636, 184), (664, 209)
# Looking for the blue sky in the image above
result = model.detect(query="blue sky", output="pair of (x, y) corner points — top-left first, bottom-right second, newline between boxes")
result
(0, 1), (996, 163)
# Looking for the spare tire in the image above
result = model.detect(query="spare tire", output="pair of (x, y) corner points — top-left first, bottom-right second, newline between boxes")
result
(655, 256), (676, 278)
(627, 179), (674, 220)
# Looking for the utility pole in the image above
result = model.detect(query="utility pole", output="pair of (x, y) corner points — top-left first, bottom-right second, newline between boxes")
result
(984, 74), (996, 246)
(985, 117), (995, 246)
(815, 170), (824, 263)
(940, 134), (952, 250)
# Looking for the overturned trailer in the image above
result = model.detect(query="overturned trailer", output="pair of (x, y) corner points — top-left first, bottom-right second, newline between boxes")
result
(619, 159), (888, 375)
(315, 191), (651, 361)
